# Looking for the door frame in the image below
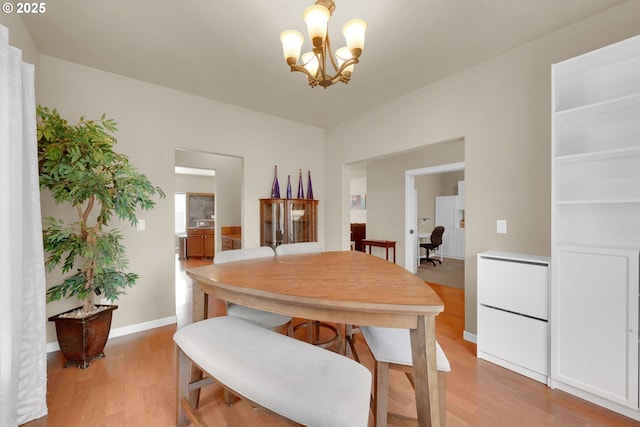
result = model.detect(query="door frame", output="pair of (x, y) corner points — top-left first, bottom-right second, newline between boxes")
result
(404, 162), (464, 273)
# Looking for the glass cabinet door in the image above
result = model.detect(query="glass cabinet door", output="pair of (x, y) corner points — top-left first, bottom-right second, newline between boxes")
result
(261, 199), (285, 248)
(287, 200), (317, 243)
(260, 199), (318, 248)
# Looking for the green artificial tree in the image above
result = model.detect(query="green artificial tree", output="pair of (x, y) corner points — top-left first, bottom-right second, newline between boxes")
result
(37, 106), (165, 315)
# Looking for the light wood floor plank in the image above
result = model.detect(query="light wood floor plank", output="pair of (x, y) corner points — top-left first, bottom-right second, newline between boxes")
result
(21, 257), (640, 427)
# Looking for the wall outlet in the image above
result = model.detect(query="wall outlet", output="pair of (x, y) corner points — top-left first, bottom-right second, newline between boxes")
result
(136, 219), (146, 231)
(497, 219), (507, 234)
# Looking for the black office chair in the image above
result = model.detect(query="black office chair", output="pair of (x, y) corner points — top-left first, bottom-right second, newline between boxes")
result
(420, 225), (445, 266)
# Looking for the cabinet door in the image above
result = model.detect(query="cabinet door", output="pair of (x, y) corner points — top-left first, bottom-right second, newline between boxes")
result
(454, 229), (465, 259)
(287, 199), (317, 243)
(435, 196), (456, 257)
(552, 246), (639, 409)
(204, 230), (215, 258)
(186, 234), (204, 258)
(260, 199), (285, 248)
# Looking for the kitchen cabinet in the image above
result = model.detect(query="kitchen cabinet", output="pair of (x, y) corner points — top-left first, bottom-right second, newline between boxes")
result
(186, 227), (214, 259)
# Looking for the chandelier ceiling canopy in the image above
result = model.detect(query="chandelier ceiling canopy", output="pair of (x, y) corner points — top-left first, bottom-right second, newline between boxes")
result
(280, 0), (367, 89)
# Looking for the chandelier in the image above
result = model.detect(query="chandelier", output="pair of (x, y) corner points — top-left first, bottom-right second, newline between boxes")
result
(280, 0), (367, 88)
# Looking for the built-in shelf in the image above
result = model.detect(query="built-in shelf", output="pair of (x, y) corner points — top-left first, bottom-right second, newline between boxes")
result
(555, 146), (640, 164)
(551, 34), (640, 420)
(554, 198), (640, 205)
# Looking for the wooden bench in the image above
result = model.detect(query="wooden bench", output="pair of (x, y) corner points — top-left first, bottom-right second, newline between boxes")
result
(174, 316), (372, 427)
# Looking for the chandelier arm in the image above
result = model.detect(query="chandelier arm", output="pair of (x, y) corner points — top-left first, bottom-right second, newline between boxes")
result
(289, 64), (318, 81)
(332, 57), (359, 78)
(314, 49), (326, 80)
(325, 33), (341, 73)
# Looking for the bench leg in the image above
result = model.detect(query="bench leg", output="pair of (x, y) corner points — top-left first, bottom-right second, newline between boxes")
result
(176, 348), (190, 427)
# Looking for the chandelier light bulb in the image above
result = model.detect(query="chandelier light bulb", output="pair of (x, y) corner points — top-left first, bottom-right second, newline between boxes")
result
(302, 52), (320, 76)
(303, 4), (330, 48)
(335, 47), (354, 74)
(280, 30), (304, 65)
(342, 19), (367, 57)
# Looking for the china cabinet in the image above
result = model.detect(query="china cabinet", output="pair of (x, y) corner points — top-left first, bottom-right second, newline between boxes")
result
(260, 198), (318, 249)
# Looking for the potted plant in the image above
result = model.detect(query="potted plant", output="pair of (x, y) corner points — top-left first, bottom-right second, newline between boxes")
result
(37, 106), (164, 368)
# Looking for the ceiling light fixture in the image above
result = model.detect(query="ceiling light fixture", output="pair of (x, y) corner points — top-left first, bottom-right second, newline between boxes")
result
(280, 0), (367, 88)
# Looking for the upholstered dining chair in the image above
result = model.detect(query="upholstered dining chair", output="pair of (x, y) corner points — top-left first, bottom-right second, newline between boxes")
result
(359, 325), (450, 427)
(213, 247), (293, 336)
(420, 225), (445, 266)
(274, 242), (343, 351)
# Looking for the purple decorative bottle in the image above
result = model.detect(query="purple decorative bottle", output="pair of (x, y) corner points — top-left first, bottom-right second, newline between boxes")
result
(297, 169), (304, 199)
(271, 165), (280, 198)
(306, 170), (314, 200)
(286, 175), (292, 199)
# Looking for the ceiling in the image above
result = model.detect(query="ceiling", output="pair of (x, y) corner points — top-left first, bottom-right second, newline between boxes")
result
(23, 0), (625, 128)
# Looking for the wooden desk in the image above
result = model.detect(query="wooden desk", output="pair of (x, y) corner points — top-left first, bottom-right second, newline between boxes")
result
(361, 239), (396, 263)
(186, 250), (445, 426)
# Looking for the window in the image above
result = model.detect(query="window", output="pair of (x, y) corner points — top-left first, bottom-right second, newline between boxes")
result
(175, 193), (186, 234)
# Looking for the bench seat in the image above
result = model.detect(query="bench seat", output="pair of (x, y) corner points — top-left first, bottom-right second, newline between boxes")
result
(174, 316), (372, 427)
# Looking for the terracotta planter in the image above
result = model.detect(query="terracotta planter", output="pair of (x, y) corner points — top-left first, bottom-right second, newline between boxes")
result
(48, 305), (118, 369)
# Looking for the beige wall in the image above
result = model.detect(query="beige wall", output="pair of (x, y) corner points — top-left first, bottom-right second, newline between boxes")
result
(37, 56), (324, 344)
(363, 140), (465, 262)
(414, 170), (465, 233)
(324, 1), (640, 336)
(0, 14), (39, 68)
(7, 2), (640, 343)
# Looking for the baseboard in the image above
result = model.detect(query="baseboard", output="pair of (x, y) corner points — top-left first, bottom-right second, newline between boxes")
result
(46, 315), (177, 353)
(463, 330), (477, 343)
(478, 351), (548, 384)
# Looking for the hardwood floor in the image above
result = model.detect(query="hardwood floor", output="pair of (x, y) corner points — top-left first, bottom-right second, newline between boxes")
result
(23, 255), (640, 427)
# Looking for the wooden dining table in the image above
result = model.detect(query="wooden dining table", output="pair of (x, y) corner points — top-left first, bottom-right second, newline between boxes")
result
(186, 250), (445, 427)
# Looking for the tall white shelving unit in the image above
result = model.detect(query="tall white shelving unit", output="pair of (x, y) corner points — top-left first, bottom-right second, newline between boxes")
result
(551, 35), (640, 420)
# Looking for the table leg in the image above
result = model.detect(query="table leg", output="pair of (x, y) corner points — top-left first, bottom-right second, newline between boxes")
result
(410, 315), (441, 427)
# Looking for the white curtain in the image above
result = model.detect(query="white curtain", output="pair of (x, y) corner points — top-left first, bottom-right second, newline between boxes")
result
(0, 25), (48, 426)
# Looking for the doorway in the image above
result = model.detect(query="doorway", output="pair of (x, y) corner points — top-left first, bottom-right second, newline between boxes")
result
(404, 162), (465, 274)
(173, 148), (242, 325)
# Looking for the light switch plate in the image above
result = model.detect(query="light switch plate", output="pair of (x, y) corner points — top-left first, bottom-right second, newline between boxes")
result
(136, 219), (146, 231)
(497, 219), (507, 234)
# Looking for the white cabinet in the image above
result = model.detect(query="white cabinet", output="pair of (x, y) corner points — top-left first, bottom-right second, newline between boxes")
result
(435, 195), (464, 259)
(477, 252), (550, 384)
(551, 34), (640, 419)
(552, 246), (638, 409)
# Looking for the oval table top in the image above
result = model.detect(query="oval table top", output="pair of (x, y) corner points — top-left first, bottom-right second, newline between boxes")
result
(187, 250), (444, 328)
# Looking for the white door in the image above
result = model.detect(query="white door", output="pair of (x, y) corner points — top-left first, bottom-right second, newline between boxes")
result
(435, 196), (456, 258)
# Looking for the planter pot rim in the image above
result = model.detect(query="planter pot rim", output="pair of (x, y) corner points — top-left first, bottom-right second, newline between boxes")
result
(48, 304), (118, 323)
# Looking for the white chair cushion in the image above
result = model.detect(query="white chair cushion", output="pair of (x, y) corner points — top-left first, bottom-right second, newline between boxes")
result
(213, 247), (291, 329)
(360, 326), (451, 372)
(214, 246), (274, 264)
(226, 303), (292, 329)
(275, 242), (322, 255)
(174, 316), (371, 427)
